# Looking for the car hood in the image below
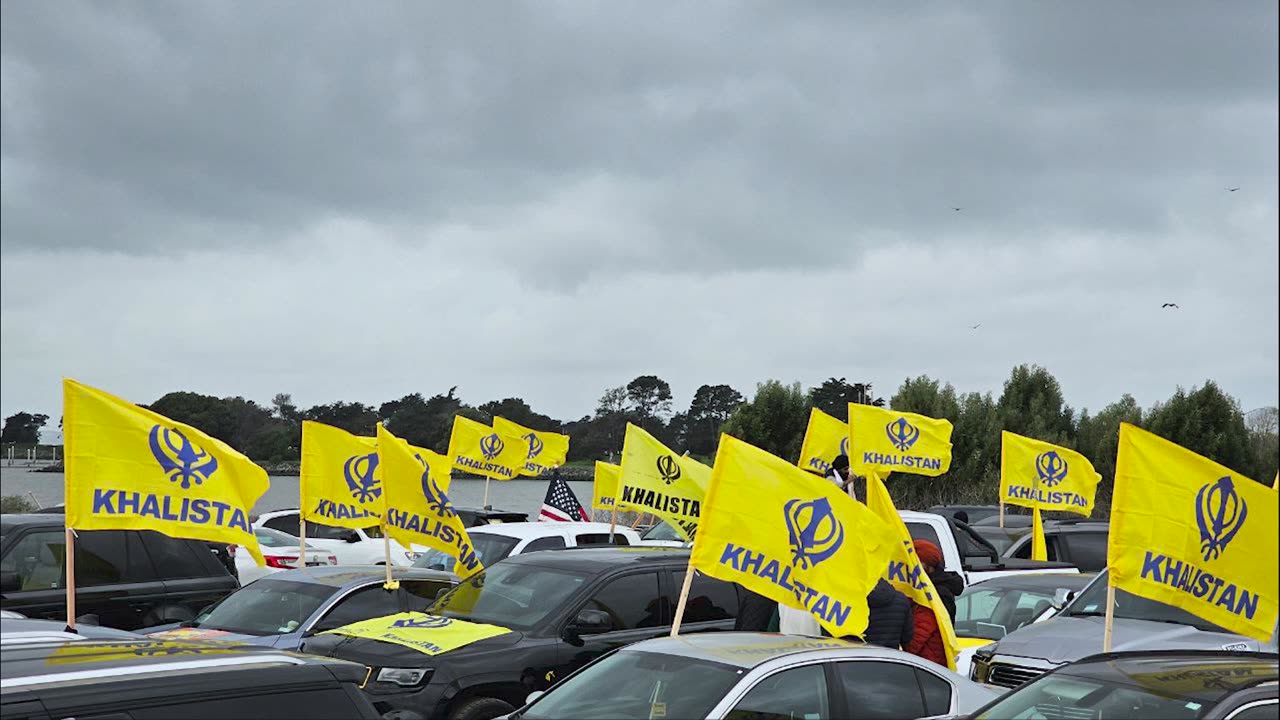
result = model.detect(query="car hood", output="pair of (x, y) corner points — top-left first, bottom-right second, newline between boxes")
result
(992, 615), (1265, 665)
(303, 627), (527, 667)
(145, 626), (276, 644)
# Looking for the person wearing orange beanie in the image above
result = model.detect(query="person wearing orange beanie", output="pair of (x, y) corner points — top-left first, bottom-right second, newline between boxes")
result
(906, 539), (964, 666)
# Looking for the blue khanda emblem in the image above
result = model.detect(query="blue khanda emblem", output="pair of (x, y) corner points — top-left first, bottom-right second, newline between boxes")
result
(839, 437), (850, 456)
(343, 452), (382, 503)
(392, 615), (452, 629)
(416, 454), (455, 519)
(1034, 450), (1069, 488)
(656, 455), (682, 485)
(783, 497), (845, 570)
(148, 425), (218, 490)
(524, 432), (545, 460)
(480, 433), (504, 461)
(885, 417), (921, 452)
(1196, 476), (1248, 562)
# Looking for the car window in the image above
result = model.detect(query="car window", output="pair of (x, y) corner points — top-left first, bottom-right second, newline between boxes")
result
(306, 521), (355, 541)
(672, 571), (738, 623)
(974, 674), (1203, 720)
(1061, 531), (1108, 572)
(916, 668), (952, 716)
(905, 522), (942, 549)
(524, 536), (567, 553)
(581, 572), (664, 631)
(414, 533), (519, 572)
(127, 687), (367, 720)
(575, 533), (629, 546)
(142, 532), (209, 578)
(402, 579), (454, 612)
(435, 563), (588, 631)
(1228, 701), (1280, 719)
(193, 578), (335, 635)
(262, 514), (300, 536)
(726, 663), (829, 720)
(1010, 535), (1063, 562)
(834, 661), (926, 719)
(77, 531), (156, 586)
(641, 522), (683, 542)
(314, 585), (403, 631)
(362, 525), (383, 538)
(1, 530), (65, 590)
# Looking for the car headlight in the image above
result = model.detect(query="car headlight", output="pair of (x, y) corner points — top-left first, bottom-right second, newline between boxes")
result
(404, 551), (425, 561)
(970, 647), (995, 683)
(376, 667), (432, 687)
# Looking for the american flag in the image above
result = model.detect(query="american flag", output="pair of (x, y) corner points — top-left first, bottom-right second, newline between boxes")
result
(539, 475), (591, 522)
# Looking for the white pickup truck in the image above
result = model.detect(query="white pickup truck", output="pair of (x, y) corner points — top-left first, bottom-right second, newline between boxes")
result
(900, 510), (1079, 588)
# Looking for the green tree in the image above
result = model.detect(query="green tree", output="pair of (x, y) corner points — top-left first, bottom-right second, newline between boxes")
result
(1075, 394), (1143, 514)
(885, 377), (964, 506)
(890, 376), (960, 421)
(1144, 381), (1254, 480)
(271, 393), (301, 423)
(625, 375), (673, 421)
(683, 384), (745, 456)
(1244, 406), (1278, 483)
(1, 412), (50, 445)
(302, 401), (378, 437)
(809, 378), (884, 420)
(148, 392), (238, 445)
(477, 398), (561, 431)
(381, 390), (476, 452)
(720, 381), (810, 462)
(996, 365), (1075, 444)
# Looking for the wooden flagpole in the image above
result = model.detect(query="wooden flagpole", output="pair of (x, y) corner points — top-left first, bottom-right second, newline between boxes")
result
(1102, 582), (1116, 652)
(999, 499), (1005, 528)
(669, 557), (697, 637)
(382, 530), (397, 589)
(608, 507), (617, 543)
(64, 528), (77, 632)
(482, 476), (491, 509)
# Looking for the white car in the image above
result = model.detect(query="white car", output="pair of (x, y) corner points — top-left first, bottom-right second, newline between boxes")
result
(236, 525), (337, 584)
(636, 520), (690, 548)
(254, 508), (415, 566)
(411, 521), (641, 573)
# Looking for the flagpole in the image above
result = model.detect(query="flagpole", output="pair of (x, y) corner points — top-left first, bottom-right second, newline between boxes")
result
(299, 483), (308, 566)
(669, 557), (696, 637)
(608, 507), (617, 543)
(998, 499), (1005, 528)
(382, 527), (396, 589)
(64, 527), (77, 632)
(482, 476), (491, 509)
(1102, 581), (1116, 652)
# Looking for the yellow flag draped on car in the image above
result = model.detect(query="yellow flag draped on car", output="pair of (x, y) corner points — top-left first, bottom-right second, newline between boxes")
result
(797, 408), (850, 476)
(62, 379), (269, 565)
(592, 461), (620, 511)
(691, 434), (895, 637)
(617, 423), (709, 541)
(1000, 431), (1101, 516)
(865, 471), (960, 669)
(493, 417), (570, 477)
(324, 612), (510, 656)
(300, 421), (384, 529)
(378, 424), (484, 579)
(848, 404), (952, 478)
(446, 416), (526, 480)
(1110, 423), (1278, 642)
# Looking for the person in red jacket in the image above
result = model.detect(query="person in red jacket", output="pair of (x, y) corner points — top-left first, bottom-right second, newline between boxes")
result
(906, 539), (963, 666)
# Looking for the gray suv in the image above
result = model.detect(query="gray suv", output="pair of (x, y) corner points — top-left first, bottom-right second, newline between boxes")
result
(972, 570), (1280, 690)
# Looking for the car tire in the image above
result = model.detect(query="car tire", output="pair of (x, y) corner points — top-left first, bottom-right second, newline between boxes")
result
(449, 696), (514, 720)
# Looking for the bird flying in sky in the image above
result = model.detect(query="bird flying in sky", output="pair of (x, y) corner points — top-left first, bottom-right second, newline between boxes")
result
(1227, 187), (1240, 192)
(970, 323), (982, 329)
(1162, 303), (1180, 309)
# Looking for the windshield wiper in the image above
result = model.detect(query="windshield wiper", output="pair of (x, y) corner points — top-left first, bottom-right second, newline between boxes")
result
(1066, 610), (1107, 618)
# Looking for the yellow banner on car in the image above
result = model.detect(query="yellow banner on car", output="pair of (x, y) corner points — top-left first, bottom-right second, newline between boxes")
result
(47, 639), (244, 665)
(63, 378), (268, 565)
(324, 612), (510, 656)
(1110, 423), (1279, 642)
(593, 461), (620, 511)
(848, 404), (952, 478)
(691, 434), (894, 637)
(379, 424), (484, 579)
(1000, 431), (1100, 516)
(797, 408), (849, 476)
(865, 472), (960, 670)
(617, 423), (710, 541)
(300, 421), (384, 529)
(446, 416), (526, 480)
(493, 417), (570, 476)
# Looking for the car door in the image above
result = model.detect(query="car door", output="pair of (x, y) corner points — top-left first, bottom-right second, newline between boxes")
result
(554, 570), (667, 681)
(0, 526), (67, 620)
(829, 659), (954, 719)
(722, 662), (835, 720)
(1056, 531), (1108, 572)
(141, 533), (236, 624)
(305, 584), (406, 635)
(72, 530), (166, 629)
(670, 569), (739, 633)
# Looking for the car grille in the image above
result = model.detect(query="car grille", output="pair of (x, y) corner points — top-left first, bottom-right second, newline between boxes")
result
(988, 662), (1046, 689)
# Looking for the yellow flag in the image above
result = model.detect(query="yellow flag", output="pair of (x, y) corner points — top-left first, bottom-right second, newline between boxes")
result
(617, 423), (709, 541)
(691, 434), (895, 637)
(493, 417), (570, 476)
(848, 404), (952, 478)
(446, 416), (526, 480)
(797, 408), (850, 476)
(1031, 508), (1048, 561)
(63, 379), (269, 565)
(378, 424), (484, 579)
(865, 472), (960, 669)
(324, 612), (510, 656)
(1110, 423), (1278, 642)
(1000, 431), (1100, 516)
(300, 421), (384, 529)
(592, 461), (620, 511)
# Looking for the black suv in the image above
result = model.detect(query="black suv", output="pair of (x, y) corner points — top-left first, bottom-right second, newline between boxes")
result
(302, 546), (741, 720)
(0, 514), (238, 629)
(0, 639), (381, 720)
(1005, 519), (1109, 572)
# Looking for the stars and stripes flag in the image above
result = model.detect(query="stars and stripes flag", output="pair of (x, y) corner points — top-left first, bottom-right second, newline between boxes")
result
(540, 475), (591, 522)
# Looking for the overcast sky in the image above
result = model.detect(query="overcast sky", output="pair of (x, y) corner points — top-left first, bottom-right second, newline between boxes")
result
(2, 2), (1277, 432)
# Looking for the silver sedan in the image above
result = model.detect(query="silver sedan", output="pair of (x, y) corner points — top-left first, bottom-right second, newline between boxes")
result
(509, 632), (1003, 719)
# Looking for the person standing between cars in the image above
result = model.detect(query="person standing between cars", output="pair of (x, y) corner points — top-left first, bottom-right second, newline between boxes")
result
(906, 539), (965, 665)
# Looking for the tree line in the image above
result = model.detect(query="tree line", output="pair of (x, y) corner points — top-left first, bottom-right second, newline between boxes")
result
(5, 367), (1276, 514)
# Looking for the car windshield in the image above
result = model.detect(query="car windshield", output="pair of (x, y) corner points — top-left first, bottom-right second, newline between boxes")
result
(190, 578), (334, 636)
(974, 672), (1206, 720)
(362, 525), (383, 538)
(431, 562), (587, 630)
(642, 522), (683, 542)
(413, 533), (519, 572)
(521, 650), (743, 720)
(956, 584), (1059, 640)
(1064, 571), (1229, 633)
(973, 527), (1023, 554)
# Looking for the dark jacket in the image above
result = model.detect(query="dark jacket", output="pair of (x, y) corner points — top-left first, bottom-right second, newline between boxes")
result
(929, 570), (964, 622)
(863, 578), (913, 649)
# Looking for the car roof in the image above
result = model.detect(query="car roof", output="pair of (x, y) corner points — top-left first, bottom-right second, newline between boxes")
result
(1043, 519), (1109, 532)
(253, 565), (454, 588)
(967, 572), (1095, 592)
(502, 545), (690, 572)
(1056, 651), (1279, 702)
(619, 632), (928, 670)
(0, 513), (63, 530)
(0, 618), (143, 644)
(467, 521), (635, 540)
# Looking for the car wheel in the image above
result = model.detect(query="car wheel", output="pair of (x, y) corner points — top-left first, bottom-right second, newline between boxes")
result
(449, 696), (514, 720)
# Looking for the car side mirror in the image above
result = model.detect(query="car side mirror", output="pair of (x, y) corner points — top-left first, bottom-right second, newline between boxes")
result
(0, 571), (19, 593)
(1051, 588), (1076, 610)
(566, 609), (612, 637)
